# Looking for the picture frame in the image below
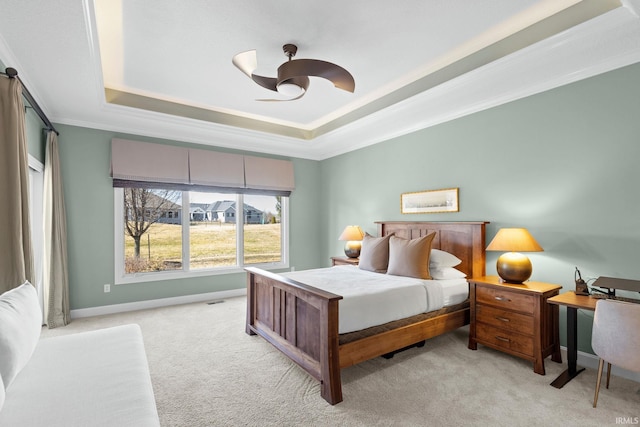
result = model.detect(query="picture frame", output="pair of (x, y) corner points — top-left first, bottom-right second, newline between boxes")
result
(401, 187), (459, 214)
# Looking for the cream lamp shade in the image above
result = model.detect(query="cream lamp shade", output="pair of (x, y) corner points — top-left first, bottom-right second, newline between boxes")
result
(339, 225), (365, 258)
(486, 228), (543, 283)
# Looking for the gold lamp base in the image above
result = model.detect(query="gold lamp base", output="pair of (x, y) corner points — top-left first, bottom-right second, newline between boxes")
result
(344, 241), (362, 258)
(496, 252), (532, 284)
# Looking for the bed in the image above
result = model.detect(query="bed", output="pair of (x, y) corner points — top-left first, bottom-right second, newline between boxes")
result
(245, 221), (488, 405)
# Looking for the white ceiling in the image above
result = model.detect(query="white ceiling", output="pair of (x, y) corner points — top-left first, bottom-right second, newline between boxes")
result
(1, 0), (639, 160)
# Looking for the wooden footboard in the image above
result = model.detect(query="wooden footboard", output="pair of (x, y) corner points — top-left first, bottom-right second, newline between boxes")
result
(245, 267), (344, 404)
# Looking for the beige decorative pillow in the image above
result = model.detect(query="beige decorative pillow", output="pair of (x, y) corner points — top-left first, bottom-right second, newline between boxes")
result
(358, 233), (393, 273)
(387, 233), (436, 279)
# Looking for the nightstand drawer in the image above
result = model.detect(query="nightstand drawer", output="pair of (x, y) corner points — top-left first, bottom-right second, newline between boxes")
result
(476, 304), (534, 335)
(331, 256), (359, 266)
(476, 286), (535, 314)
(476, 323), (533, 356)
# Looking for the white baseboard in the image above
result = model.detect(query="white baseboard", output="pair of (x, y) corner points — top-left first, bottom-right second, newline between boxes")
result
(563, 346), (640, 383)
(70, 288), (247, 319)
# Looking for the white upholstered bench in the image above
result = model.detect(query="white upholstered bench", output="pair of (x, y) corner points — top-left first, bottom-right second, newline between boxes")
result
(0, 283), (160, 426)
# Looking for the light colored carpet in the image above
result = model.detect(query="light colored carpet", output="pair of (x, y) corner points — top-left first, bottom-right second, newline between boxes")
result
(42, 296), (639, 426)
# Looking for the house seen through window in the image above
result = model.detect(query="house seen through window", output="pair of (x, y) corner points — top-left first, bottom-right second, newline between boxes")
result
(120, 188), (286, 278)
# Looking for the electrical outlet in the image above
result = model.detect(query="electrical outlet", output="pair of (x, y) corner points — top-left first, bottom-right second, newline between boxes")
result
(103, 284), (111, 293)
(291, 266), (295, 272)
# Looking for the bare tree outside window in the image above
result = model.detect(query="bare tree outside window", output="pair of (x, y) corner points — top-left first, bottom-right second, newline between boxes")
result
(275, 196), (281, 221)
(124, 188), (182, 273)
(124, 188), (181, 256)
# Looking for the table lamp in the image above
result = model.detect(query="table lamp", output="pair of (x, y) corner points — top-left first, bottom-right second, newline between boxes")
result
(339, 225), (364, 258)
(486, 228), (543, 284)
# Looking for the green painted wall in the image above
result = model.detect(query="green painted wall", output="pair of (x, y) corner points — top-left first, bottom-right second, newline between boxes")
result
(320, 62), (640, 353)
(55, 124), (322, 310)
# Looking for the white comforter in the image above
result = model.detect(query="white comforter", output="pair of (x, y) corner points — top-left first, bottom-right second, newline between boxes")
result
(282, 265), (468, 334)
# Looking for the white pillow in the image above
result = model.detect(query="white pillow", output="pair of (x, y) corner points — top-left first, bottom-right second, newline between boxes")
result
(0, 282), (42, 389)
(430, 267), (467, 280)
(430, 249), (462, 268)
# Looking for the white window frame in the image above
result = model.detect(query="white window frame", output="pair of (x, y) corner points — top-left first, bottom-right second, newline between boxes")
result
(114, 188), (289, 285)
(28, 154), (45, 316)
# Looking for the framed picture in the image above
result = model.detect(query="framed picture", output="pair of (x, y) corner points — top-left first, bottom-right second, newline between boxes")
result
(401, 188), (459, 214)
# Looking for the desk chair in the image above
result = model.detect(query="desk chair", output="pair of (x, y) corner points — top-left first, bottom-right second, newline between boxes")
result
(591, 299), (640, 408)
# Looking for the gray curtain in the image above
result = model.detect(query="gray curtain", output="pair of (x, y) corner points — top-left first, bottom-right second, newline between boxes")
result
(0, 75), (34, 293)
(43, 131), (70, 327)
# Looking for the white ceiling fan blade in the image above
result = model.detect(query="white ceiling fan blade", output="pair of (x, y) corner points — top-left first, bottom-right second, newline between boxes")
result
(256, 87), (307, 102)
(233, 49), (278, 91)
(232, 50), (257, 78)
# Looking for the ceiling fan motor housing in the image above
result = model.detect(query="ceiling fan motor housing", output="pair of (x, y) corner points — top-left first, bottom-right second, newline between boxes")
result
(283, 43), (298, 58)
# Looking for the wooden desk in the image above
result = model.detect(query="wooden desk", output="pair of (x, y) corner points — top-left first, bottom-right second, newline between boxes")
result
(547, 291), (597, 388)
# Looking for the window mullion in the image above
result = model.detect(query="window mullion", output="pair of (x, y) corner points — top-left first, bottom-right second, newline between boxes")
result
(281, 196), (289, 266)
(237, 193), (244, 266)
(114, 188), (125, 280)
(182, 191), (190, 271)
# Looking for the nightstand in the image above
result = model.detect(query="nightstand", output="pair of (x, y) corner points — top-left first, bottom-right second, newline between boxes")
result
(331, 256), (359, 266)
(468, 276), (562, 375)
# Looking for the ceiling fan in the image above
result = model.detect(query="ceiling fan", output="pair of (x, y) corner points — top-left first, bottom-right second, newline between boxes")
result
(232, 43), (355, 101)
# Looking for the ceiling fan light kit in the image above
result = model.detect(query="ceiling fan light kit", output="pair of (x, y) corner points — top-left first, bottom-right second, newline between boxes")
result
(277, 81), (304, 97)
(232, 43), (355, 101)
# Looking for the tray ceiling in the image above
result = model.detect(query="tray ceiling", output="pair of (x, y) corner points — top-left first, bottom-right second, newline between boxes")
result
(1, 0), (639, 159)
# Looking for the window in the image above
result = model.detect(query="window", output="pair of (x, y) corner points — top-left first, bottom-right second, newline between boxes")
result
(189, 191), (237, 269)
(114, 187), (288, 284)
(243, 194), (282, 265)
(28, 155), (44, 316)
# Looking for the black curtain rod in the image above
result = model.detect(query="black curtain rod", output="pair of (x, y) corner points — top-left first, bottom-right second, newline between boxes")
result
(1, 67), (58, 135)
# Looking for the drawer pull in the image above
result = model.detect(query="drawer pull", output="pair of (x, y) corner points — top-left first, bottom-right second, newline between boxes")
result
(495, 336), (510, 343)
(495, 316), (510, 322)
(494, 296), (511, 302)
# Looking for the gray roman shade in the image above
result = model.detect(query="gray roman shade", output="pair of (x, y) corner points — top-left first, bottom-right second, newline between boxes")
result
(244, 156), (295, 193)
(111, 139), (189, 188)
(188, 148), (244, 188)
(110, 138), (294, 195)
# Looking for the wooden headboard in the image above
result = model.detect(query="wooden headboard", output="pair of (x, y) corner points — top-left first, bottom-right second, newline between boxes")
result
(376, 221), (488, 278)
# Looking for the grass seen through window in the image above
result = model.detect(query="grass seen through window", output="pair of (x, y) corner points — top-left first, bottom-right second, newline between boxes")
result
(124, 222), (281, 273)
